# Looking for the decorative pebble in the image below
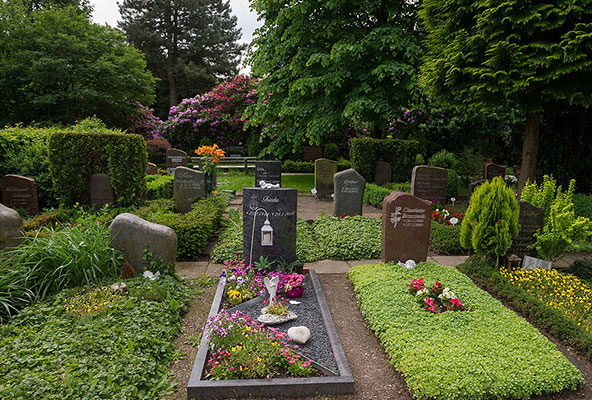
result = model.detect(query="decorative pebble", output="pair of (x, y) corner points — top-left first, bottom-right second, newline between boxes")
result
(258, 311), (298, 325)
(288, 326), (311, 344)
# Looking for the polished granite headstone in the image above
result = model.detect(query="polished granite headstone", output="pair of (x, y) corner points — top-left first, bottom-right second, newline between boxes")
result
(2, 174), (38, 215)
(507, 201), (544, 260)
(255, 161), (282, 187)
(333, 168), (365, 217)
(166, 148), (187, 172)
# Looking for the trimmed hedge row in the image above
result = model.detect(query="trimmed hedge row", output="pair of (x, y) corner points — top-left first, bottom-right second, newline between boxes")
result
(134, 195), (231, 260)
(49, 132), (147, 207)
(457, 256), (592, 361)
(349, 138), (419, 183)
(348, 262), (582, 400)
(312, 216), (381, 260)
(429, 221), (467, 255)
(282, 159), (351, 173)
(363, 183), (410, 209)
(146, 175), (174, 200)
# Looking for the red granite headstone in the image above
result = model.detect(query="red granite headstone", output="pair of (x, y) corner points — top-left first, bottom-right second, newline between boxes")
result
(382, 191), (431, 263)
(146, 162), (158, 175)
(1, 174), (38, 215)
(410, 165), (448, 204)
(483, 162), (506, 180)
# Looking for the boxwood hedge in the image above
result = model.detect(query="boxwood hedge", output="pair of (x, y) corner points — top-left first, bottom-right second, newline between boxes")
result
(348, 262), (582, 400)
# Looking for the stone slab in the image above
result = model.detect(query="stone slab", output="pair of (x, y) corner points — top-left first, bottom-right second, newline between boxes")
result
(2, 174), (38, 216)
(146, 163), (158, 175)
(255, 160), (282, 187)
(174, 167), (205, 213)
(167, 148), (188, 172)
(374, 161), (391, 186)
(483, 162), (506, 180)
(333, 168), (365, 217)
(410, 165), (447, 204)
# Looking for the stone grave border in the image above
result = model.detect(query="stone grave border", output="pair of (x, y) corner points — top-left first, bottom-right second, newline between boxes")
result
(187, 269), (354, 399)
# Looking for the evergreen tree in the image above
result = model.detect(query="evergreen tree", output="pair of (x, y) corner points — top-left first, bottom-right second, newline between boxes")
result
(119, 0), (245, 116)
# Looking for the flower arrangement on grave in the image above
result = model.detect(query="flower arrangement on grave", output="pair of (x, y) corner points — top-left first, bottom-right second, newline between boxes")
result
(263, 298), (289, 316)
(409, 278), (466, 313)
(282, 273), (305, 298)
(431, 208), (464, 226)
(221, 259), (287, 306)
(195, 143), (225, 175)
(205, 310), (313, 380)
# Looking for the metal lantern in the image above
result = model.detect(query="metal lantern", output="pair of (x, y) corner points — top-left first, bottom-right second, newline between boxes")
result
(261, 217), (274, 246)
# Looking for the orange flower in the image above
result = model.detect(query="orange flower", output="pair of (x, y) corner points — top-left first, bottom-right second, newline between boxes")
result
(195, 144), (226, 163)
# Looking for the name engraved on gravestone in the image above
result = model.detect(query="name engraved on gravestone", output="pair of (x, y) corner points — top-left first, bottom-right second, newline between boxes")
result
(483, 162), (506, 180)
(410, 166), (448, 204)
(523, 255), (552, 271)
(374, 161), (392, 186)
(243, 188), (297, 266)
(1, 174), (39, 215)
(507, 201), (544, 259)
(166, 148), (187, 172)
(174, 167), (205, 213)
(255, 161), (282, 187)
(314, 158), (338, 198)
(333, 168), (366, 217)
(303, 146), (323, 162)
(382, 191), (431, 263)
(90, 174), (115, 208)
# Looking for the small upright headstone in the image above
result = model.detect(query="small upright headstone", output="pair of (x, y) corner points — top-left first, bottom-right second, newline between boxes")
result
(146, 163), (158, 175)
(410, 166), (448, 204)
(483, 162), (506, 180)
(314, 158), (338, 198)
(507, 201), (544, 260)
(227, 145), (245, 157)
(0, 203), (24, 250)
(333, 168), (366, 217)
(1, 174), (38, 215)
(382, 191), (431, 263)
(243, 188), (297, 266)
(90, 173), (115, 208)
(303, 146), (323, 162)
(374, 161), (392, 186)
(174, 167), (205, 213)
(468, 180), (486, 197)
(166, 148), (187, 172)
(255, 161), (282, 187)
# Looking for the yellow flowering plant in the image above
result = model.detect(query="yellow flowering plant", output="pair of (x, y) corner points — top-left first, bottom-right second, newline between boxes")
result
(62, 286), (126, 318)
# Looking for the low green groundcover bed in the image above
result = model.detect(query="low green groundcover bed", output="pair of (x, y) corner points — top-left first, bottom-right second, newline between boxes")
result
(348, 262), (582, 400)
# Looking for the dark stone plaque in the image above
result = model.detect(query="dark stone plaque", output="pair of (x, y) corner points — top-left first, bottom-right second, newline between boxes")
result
(468, 180), (486, 197)
(374, 161), (392, 186)
(166, 148), (187, 172)
(410, 166), (448, 204)
(382, 191), (431, 263)
(333, 168), (365, 217)
(243, 188), (297, 266)
(303, 146), (323, 162)
(146, 163), (158, 175)
(483, 162), (506, 180)
(314, 158), (338, 198)
(255, 161), (282, 187)
(507, 201), (544, 259)
(2, 174), (39, 215)
(227, 145), (245, 157)
(174, 167), (205, 213)
(90, 173), (115, 208)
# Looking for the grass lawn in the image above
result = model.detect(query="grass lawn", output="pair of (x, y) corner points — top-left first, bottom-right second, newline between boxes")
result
(216, 172), (314, 193)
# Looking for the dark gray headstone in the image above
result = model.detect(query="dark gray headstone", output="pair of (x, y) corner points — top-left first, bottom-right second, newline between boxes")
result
(382, 191), (431, 263)
(483, 162), (506, 180)
(109, 213), (177, 274)
(1, 174), (38, 216)
(243, 188), (297, 266)
(507, 201), (544, 259)
(166, 148), (187, 172)
(410, 166), (448, 204)
(303, 146), (323, 162)
(255, 161), (282, 187)
(227, 145), (245, 157)
(374, 161), (392, 186)
(146, 163), (158, 175)
(174, 167), (205, 213)
(90, 173), (115, 208)
(314, 158), (338, 198)
(468, 180), (486, 197)
(333, 169), (366, 217)
(0, 203), (24, 250)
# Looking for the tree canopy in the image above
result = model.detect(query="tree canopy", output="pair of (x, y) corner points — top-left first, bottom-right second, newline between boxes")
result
(246, 0), (422, 157)
(0, 1), (156, 127)
(419, 0), (592, 187)
(119, 0), (245, 117)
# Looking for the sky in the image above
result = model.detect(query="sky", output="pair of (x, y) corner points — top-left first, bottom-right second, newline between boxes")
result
(90, 0), (261, 72)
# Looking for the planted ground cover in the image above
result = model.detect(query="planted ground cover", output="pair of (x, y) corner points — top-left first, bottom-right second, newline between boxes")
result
(216, 173), (314, 193)
(348, 262), (582, 400)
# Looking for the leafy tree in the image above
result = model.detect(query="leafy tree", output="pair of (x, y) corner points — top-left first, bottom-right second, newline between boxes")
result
(119, 0), (245, 116)
(419, 0), (592, 189)
(0, 2), (155, 127)
(22, 0), (92, 14)
(246, 0), (422, 157)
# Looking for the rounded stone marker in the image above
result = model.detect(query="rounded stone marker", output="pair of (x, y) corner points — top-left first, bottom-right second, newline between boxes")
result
(287, 326), (311, 344)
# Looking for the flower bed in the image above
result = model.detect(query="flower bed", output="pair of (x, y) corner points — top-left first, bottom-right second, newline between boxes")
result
(348, 262), (582, 400)
(187, 269), (353, 399)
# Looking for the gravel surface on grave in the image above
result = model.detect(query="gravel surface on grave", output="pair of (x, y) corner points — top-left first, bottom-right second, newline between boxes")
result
(234, 275), (339, 374)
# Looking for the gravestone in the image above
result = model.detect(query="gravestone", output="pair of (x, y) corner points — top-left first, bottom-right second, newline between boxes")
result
(468, 180), (486, 197)
(303, 146), (323, 162)
(507, 201), (544, 260)
(522, 255), (552, 271)
(243, 188), (297, 266)
(483, 162), (506, 180)
(333, 168), (366, 217)
(90, 174), (115, 208)
(174, 167), (205, 213)
(314, 158), (338, 198)
(109, 213), (177, 274)
(374, 161), (392, 186)
(410, 166), (448, 204)
(382, 191), (431, 263)
(255, 161), (282, 187)
(0, 203), (24, 250)
(1, 174), (38, 215)
(166, 148), (187, 172)
(146, 163), (158, 175)
(227, 145), (245, 157)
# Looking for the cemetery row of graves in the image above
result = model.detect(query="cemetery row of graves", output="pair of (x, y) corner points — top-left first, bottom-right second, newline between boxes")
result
(2, 130), (592, 399)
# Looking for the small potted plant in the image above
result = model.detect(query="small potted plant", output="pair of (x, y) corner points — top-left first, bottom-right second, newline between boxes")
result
(283, 273), (305, 298)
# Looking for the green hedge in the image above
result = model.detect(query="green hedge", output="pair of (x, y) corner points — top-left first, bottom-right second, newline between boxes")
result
(447, 168), (461, 199)
(135, 195), (230, 260)
(349, 138), (420, 183)
(429, 221), (467, 255)
(348, 262), (582, 400)
(49, 132), (147, 207)
(283, 159), (351, 173)
(566, 259), (592, 285)
(146, 175), (174, 200)
(458, 256), (592, 361)
(312, 216), (381, 260)
(573, 193), (592, 219)
(363, 183), (392, 209)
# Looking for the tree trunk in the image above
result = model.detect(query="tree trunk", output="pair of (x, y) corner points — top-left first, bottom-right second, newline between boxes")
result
(518, 110), (541, 190)
(168, 67), (177, 108)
